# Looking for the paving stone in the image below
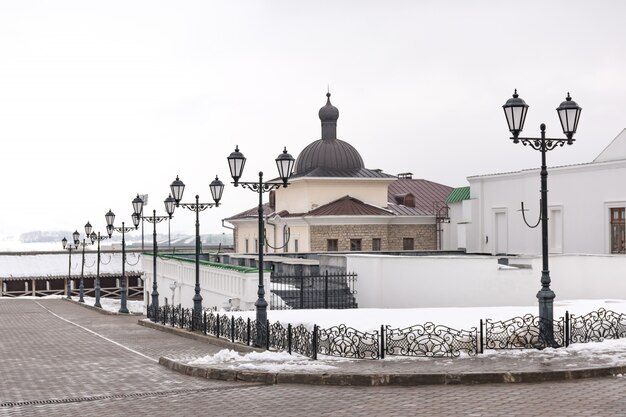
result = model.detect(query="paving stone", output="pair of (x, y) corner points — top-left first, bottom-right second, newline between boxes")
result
(2, 299), (626, 416)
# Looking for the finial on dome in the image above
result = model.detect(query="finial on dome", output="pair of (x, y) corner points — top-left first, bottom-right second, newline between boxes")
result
(319, 91), (339, 140)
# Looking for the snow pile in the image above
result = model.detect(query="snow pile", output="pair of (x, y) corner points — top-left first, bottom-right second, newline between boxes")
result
(187, 349), (340, 372)
(81, 296), (145, 314)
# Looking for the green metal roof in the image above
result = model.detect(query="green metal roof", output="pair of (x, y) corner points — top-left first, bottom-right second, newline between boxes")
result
(446, 186), (470, 204)
(144, 253), (261, 273)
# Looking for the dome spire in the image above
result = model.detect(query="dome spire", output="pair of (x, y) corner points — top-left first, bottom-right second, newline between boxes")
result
(319, 91), (339, 140)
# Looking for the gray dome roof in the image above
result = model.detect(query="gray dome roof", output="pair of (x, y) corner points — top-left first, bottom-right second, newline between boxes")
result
(294, 138), (364, 174)
(294, 93), (364, 175)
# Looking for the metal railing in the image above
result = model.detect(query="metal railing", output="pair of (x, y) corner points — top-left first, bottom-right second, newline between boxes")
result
(147, 305), (626, 360)
(269, 271), (357, 310)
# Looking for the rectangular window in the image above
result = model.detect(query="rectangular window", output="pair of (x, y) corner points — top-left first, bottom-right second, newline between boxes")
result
(372, 238), (381, 251)
(611, 208), (625, 254)
(245, 239), (249, 253)
(254, 239), (258, 253)
(350, 239), (362, 251)
(403, 238), (414, 250)
(327, 239), (338, 251)
(294, 239), (299, 253)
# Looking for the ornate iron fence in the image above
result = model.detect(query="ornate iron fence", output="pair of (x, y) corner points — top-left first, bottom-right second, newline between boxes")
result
(484, 314), (565, 350)
(150, 305), (626, 361)
(383, 323), (479, 358)
(569, 308), (626, 343)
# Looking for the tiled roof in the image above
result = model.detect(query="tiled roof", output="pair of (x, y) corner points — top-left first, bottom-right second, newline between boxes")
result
(446, 186), (470, 204)
(291, 167), (396, 179)
(387, 179), (454, 215)
(224, 203), (274, 221)
(226, 178), (454, 220)
(306, 196), (394, 217)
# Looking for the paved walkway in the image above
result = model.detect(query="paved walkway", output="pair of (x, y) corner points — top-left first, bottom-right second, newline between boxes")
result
(2, 298), (626, 416)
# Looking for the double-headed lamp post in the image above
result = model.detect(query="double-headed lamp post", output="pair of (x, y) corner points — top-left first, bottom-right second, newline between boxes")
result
(502, 90), (582, 346)
(61, 230), (80, 299)
(169, 175), (225, 326)
(86, 222), (112, 309)
(105, 207), (140, 314)
(76, 226), (95, 303)
(137, 194), (172, 322)
(227, 146), (295, 347)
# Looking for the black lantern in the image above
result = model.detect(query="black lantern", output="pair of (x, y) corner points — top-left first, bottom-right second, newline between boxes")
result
(502, 89), (529, 142)
(84, 221), (92, 237)
(132, 194), (144, 216)
(556, 93), (582, 144)
(209, 176), (225, 206)
(275, 147), (295, 186)
(72, 230), (80, 245)
(106, 224), (113, 238)
(131, 212), (140, 229)
(90, 231), (97, 243)
(105, 209), (115, 228)
(227, 146), (246, 186)
(170, 176), (185, 206)
(164, 194), (175, 218)
(62, 237), (68, 249)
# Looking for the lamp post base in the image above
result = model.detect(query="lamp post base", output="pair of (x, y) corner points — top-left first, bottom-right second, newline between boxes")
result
(537, 287), (557, 348)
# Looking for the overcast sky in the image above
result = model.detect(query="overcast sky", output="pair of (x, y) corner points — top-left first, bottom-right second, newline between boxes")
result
(1, 1), (625, 239)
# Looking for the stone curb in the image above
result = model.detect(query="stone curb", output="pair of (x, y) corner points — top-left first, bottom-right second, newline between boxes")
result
(158, 357), (626, 386)
(63, 297), (145, 316)
(138, 319), (263, 354)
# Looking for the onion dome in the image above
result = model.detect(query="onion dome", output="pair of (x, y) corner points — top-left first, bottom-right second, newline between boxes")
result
(293, 93), (364, 175)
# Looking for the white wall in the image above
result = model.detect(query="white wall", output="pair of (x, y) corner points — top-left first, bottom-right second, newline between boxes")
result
(463, 159), (626, 255)
(143, 255), (266, 311)
(346, 254), (626, 308)
(275, 177), (393, 214)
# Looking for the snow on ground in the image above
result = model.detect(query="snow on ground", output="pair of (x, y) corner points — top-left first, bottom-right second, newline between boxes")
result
(219, 299), (626, 333)
(0, 294), (146, 314)
(81, 296), (146, 314)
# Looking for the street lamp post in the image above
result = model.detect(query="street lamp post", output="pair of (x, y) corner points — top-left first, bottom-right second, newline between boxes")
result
(77, 236), (93, 303)
(105, 208), (140, 314)
(227, 146), (295, 347)
(86, 222), (112, 309)
(140, 208), (170, 322)
(502, 90), (582, 346)
(164, 194), (176, 248)
(169, 175), (224, 327)
(90, 228), (111, 308)
(61, 231), (80, 299)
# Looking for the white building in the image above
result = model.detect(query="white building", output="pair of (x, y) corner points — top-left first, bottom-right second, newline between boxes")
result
(445, 129), (626, 256)
(225, 93), (453, 254)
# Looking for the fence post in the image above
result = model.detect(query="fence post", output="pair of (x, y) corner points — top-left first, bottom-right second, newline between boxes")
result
(480, 319), (484, 354)
(216, 313), (220, 338)
(380, 325), (385, 359)
(204, 311), (207, 335)
(231, 316), (235, 343)
(312, 324), (318, 360)
(565, 311), (570, 347)
(299, 269), (304, 309)
(247, 318), (251, 346)
(288, 323), (292, 355)
(324, 271), (329, 309)
(266, 320), (271, 350)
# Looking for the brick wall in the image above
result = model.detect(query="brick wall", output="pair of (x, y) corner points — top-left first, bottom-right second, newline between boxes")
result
(310, 223), (436, 252)
(388, 224), (437, 250)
